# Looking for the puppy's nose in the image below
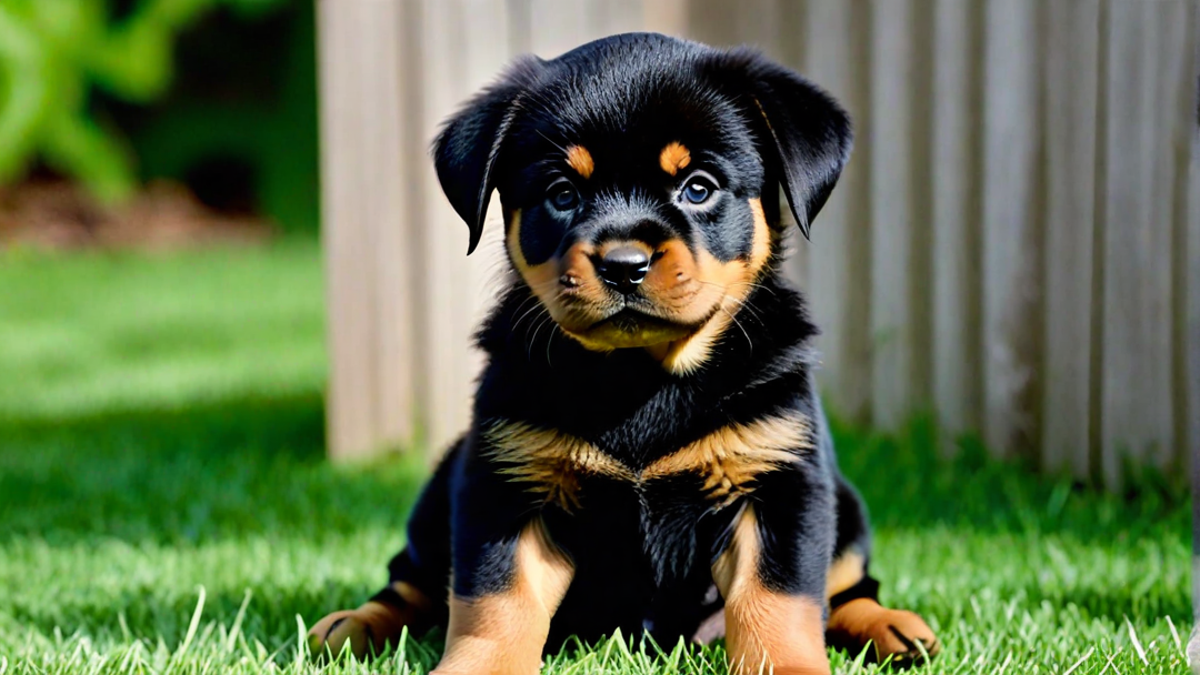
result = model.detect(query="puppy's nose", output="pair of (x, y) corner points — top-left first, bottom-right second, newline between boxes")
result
(597, 246), (651, 294)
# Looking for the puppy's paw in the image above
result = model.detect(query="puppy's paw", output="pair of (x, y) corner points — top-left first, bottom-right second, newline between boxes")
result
(306, 602), (400, 660)
(827, 598), (940, 667)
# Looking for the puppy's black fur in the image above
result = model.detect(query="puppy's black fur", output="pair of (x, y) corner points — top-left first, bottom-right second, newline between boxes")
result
(309, 33), (938, 674)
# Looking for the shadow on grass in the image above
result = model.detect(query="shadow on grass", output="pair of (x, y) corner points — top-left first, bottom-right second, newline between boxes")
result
(0, 393), (426, 545)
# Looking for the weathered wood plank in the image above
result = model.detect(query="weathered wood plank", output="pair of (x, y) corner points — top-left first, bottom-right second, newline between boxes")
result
(321, 0), (421, 460)
(642, 0), (688, 36)
(931, 0), (983, 444)
(1099, 0), (1175, 487)
(685, 0), (742, 46)
(1041, 0), (1099, 478)
(529, 0), (600, 57)
(363, 0), (418, 451)
(1180, 5), (1200, 634)
(1176, 0), (1199, 641)
(416, 0), (514, 455)
(803, 0), (871, 421)
(320, 0), (377, 460)
(907, 0), (936, 412)
(868, 0), (917, 430)
(593, 0), (644, 35)
(1158, 0), (1193, 480)
(980, 0), (1041, 458)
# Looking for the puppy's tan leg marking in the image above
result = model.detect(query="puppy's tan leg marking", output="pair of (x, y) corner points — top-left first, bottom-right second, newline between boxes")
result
(823, 547), (940, 664)
(433, 518), (574, 675)
(306, 581), (438, 659)
(825, 548), (867, 599)
(713, 506), (830, 675)
(827, 599), (940, 664)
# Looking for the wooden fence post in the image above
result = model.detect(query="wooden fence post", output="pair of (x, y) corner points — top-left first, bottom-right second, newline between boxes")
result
(319, 0), (417, 461)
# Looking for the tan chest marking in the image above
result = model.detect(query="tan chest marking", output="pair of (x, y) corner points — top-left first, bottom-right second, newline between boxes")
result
(642, 414), (811, 505)
(484, 414), (810, 509)
(484, 422), (634, 511)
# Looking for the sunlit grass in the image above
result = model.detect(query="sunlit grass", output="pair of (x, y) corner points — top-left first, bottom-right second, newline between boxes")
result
(0, 241), (1191, 673)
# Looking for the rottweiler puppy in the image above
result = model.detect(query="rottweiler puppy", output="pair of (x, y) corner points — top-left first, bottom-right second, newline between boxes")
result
(308, 33), (939, 675)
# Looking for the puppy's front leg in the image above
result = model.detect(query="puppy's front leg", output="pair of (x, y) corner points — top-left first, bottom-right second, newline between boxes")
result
(713, 475), (835, 675)
(433, 517), (573, 675)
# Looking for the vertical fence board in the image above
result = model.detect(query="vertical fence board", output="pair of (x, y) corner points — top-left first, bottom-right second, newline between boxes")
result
(1159, 0), (1193, 480)
(1099, 1), (1175, 487)
(1175, 1), (1199, 636)
(981, 0), (1041, 458)
(320, 0), (418, 460)
(593, 0), (644, 35)
(1187, 0), (1200, 642)
(529, 0), (600, 57)
(1041, 0), (1099, 477)
(643, 0), (688, 36)
(685, 0), (742, 46)
(320, 0), (376, 460)
(416, 1), (514, 455)
(907, 0), (936, 411)
(365, 0), (418, 448)
(931, 0), (983, 442)
(802, 0), (860, 408)
(1185, 0), (1200, 586)
(868, 0), (916, 430)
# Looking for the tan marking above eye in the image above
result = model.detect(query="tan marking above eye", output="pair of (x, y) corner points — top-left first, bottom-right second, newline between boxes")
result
(565, 145), (594, 179)
(659, 141), (692, 176)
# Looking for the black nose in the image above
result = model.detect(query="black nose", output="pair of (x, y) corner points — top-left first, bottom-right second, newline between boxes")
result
(596, 246), (651, 294)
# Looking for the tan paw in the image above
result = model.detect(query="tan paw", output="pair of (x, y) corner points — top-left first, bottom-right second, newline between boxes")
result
(827, 598), (940, 666)
(306, 602), (401, 660)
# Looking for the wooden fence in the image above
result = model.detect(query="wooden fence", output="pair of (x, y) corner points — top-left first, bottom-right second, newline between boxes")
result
(317, 0), (1199, 489)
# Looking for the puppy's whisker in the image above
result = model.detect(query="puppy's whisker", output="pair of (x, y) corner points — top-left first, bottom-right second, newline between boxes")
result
(720, 304), (753, 356)
(535, 129), (570, 156)
(512, 301), (548, 334)
(527, 314), (553, 361)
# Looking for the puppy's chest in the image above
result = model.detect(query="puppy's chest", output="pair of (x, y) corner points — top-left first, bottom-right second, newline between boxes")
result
(482, 413), (812, 512)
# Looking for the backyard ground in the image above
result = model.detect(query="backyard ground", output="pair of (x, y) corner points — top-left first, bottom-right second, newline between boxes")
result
(0, 241), (1191, 674)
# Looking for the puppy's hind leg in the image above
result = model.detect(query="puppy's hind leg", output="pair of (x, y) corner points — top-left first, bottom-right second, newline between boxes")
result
(307, 440), (459, 659)
(824, 475), (940, 666)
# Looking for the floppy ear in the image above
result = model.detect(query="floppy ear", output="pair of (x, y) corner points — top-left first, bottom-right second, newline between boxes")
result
(721, 50), (853, 239)
(433, 57), (543, 254)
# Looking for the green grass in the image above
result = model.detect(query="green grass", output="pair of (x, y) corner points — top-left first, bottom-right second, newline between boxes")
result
(0, 241), (1191, 674)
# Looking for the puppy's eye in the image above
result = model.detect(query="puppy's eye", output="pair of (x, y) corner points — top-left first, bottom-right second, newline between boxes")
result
(547, 180), (579, 211)
(684, 182), (710, 204)
(679, 172), (718, 205)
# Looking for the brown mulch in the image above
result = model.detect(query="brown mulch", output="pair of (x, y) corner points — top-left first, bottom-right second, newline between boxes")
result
(0, 179), (273, 251)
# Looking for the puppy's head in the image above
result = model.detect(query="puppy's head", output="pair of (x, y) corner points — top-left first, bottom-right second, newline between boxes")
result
(434, 33), (851, 372)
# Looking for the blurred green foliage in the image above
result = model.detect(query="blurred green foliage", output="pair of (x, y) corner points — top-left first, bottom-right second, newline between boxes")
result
(0, 0), (316, 232)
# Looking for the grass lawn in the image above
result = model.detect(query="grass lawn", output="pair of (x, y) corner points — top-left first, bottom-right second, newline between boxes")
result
(0, 241), (1191, 674)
